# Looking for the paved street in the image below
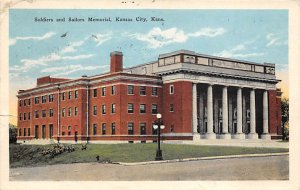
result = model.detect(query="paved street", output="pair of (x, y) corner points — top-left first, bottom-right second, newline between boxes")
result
(10, 155), (288, 181)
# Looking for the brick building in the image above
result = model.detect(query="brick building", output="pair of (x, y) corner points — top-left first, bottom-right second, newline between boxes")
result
(17, 50), (282, 144)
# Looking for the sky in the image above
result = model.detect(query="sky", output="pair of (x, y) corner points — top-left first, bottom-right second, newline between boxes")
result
(9, 9), (288, 125)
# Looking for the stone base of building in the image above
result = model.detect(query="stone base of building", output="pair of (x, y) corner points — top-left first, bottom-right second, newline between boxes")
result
(246, 133), (259, 139)
(217, 133), (231, 139)
(204, 133), (217, 139)
(261, 133), (271, 140)
(232, 133), (246, 139)
(193, 134), (201, 141)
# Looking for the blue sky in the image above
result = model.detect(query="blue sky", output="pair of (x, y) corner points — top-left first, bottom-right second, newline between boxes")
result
(9, 9), (288, 123)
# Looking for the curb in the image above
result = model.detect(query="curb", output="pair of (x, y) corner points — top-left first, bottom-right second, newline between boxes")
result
(115, 152), (289, 166)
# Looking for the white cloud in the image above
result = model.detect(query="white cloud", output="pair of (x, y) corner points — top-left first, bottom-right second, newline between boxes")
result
(266, 33), (287, 47)
(130, 27), (226, 49)
(91, 33), (112, 46)
(10, 32), (56, 46)
(41, 64), (109, 76)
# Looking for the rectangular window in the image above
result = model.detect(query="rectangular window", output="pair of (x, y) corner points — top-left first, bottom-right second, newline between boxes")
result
(75, 90), (78, 99)
(140, 123), (146, 135)
(170, 125), (174, 133)
(42, 96), (46, 103)
(111, 85), (116, 95)
(68, 126), (71, 136)
(170, 85), (174, 94)
(111, 104), (116, 113)
(23, 113), (26, 120)
(93, 106), (97, 115)
(68, 91), (72, 99)
(34, 97), (39, 104)
(49, 109), (54, 117)
(140, 86), (146, 95)
(111, 123), (116, 135)
(19, 100), (22, 107)
(68, 107), (72, 116)
(62, 108), (66, 117)
(24, 128), (26, 136)
(152, 87), (158, 96)
(42, 125), (46, 139)
(49, 124), (53, 139)
(28, 128), (31, 136)
(24, 99), (26, 106)
(28, 112), (31, 120)
(19, 113), (22, 121)
(28, 98), (31, 105)
(35, 125), (39, 138)
(140, 104), (146, 114)
(93, 124), (97, 135)
(93, 89), (97, 97)
(128, 85), (134, 95)
(128, 122), (134, 135)
(102, 105), (106, 114)
(102, 123), (106, 135)
(170, 104), (174, 112)
(49, 94), (54, 102)
(152, 123), (158, 135)
(62, 92), (65, 100)
(151, 104), (158, 114)
(74, 107), (78, 116)
(34, 110), (39, 118)
(102, 87), (106, 96)
(19, 128), (22, 136)
(42, 110), (46, 117)
(128, 103), (134, 113)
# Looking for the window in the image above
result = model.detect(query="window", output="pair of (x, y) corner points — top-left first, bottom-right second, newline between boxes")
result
(93, 124), (97, 135)
(152, 123), (158, 135)
(93, 89), (97, 97)
(35, 125), (38, 138)
(49, 124), (53, 139)
(19, 100), (22, 107)
(93, 106), (97, 115)
(128, 103), (134, 113)
(111, 104), (116, 113)
(128, 122), (134, 135)
(42, 110), (46, 117)
(140, 86), (146, 95)
(23, 113), (26, 120)
(19, 113), (22, 121)
(34, 110), (39, 118)
(128, 85), (134, 95)
(62, 108), (66, 117)
(170, 125), (174, 133)
(49, 94), (54, 102)
(68, 126), (71, 136)
(151, 104), (158, 114)
(24, 128), (26, 136)
(102, 105), (106, 114)
(140, 104), (146, 114)
(102, 87), (106, 96)
(68, 107), (72, 116)
(49, 109), (53, 117)
(28, 128), (31, 136)
(28, 112), (31, 120)
(74, 107), (78, 116)
(68, 91), (72, 99)
(152, 87), (158, 96)
(28, 98), (31, 105)
(62, 92), (66, 100)
(75, 90), (78, 99)
(170, 85), (174, 94)
(111, 86), (116, 95)
(42, 96), (46, 103)
(42, 125), (46, 139)
(140, 123), (146, 135)
(34, 97), (39, 104)
(170, 104), (174, 112)
(111, 123), (116, 135)
(102, 123), (106, 135)
(24, 99), (26, 106)
(19, 128), (22, 136)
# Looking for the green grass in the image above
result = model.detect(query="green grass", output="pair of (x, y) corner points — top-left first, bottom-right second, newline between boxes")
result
(9, 143), (288, 168)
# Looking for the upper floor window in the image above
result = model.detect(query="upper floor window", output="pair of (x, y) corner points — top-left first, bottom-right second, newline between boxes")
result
(19, 100), (22, 107)
(93, 89), (97, 97)
(75, 90), (78, 99)
(128, 85), (134, 95)
(49, 94), (54, 102)
(74, 107), (78, 116)
(68, 91), (72, 99)
(170, 85), (174, 94)
(23, 113), (26, 120)
(62, 108), (66, 117)
(152, 87), (158, 96)
(111, 86), (116, 95)
(24, 99), (26, 106)
(140, 104), (146, 114)
(28, 112), (31, 120)
(34, 110), (39, 118)
(111, 104), (116, 113)
(170, 104), (174, 112)
(93, 106), (97, 115)
(68, 107), (72, 116)
(102, 105), (106, 114)
(19, 113), (22, 121)
(62, 92), (66, 100)
(128, 103), (134, 113)
(42, 96), (47, 103)
(152, 104), (158, 114)
(140, 86), (146, 95)
(34, 97), (39, 104)
(42, 110), (46, 117)
(102, 87), (106, 96)
(28, 98), (31, 105)
(49, 109), (54, 117)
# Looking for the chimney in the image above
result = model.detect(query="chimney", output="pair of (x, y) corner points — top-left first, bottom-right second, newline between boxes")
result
(110, 51), (123, 73)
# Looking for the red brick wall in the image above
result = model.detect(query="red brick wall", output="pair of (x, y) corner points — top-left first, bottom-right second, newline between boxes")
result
(268, 90), (281, 136)
(110, 52), (123, 73)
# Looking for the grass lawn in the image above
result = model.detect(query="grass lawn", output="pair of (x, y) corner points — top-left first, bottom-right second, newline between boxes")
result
(9, 143), (288, 168)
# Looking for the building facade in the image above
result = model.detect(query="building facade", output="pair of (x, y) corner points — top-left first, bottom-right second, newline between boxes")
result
(17, 50), (282, 143)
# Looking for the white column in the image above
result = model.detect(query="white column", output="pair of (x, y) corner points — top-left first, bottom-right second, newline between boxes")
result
(221, 86), (230, 139)
(248, 89), (258, 139)
(233, 87), (244, 139)
(206, 84), (215, 139)
(199, 91), (204, 133)
(192, 84), (199, 141)
(261, 90), (271, 140)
